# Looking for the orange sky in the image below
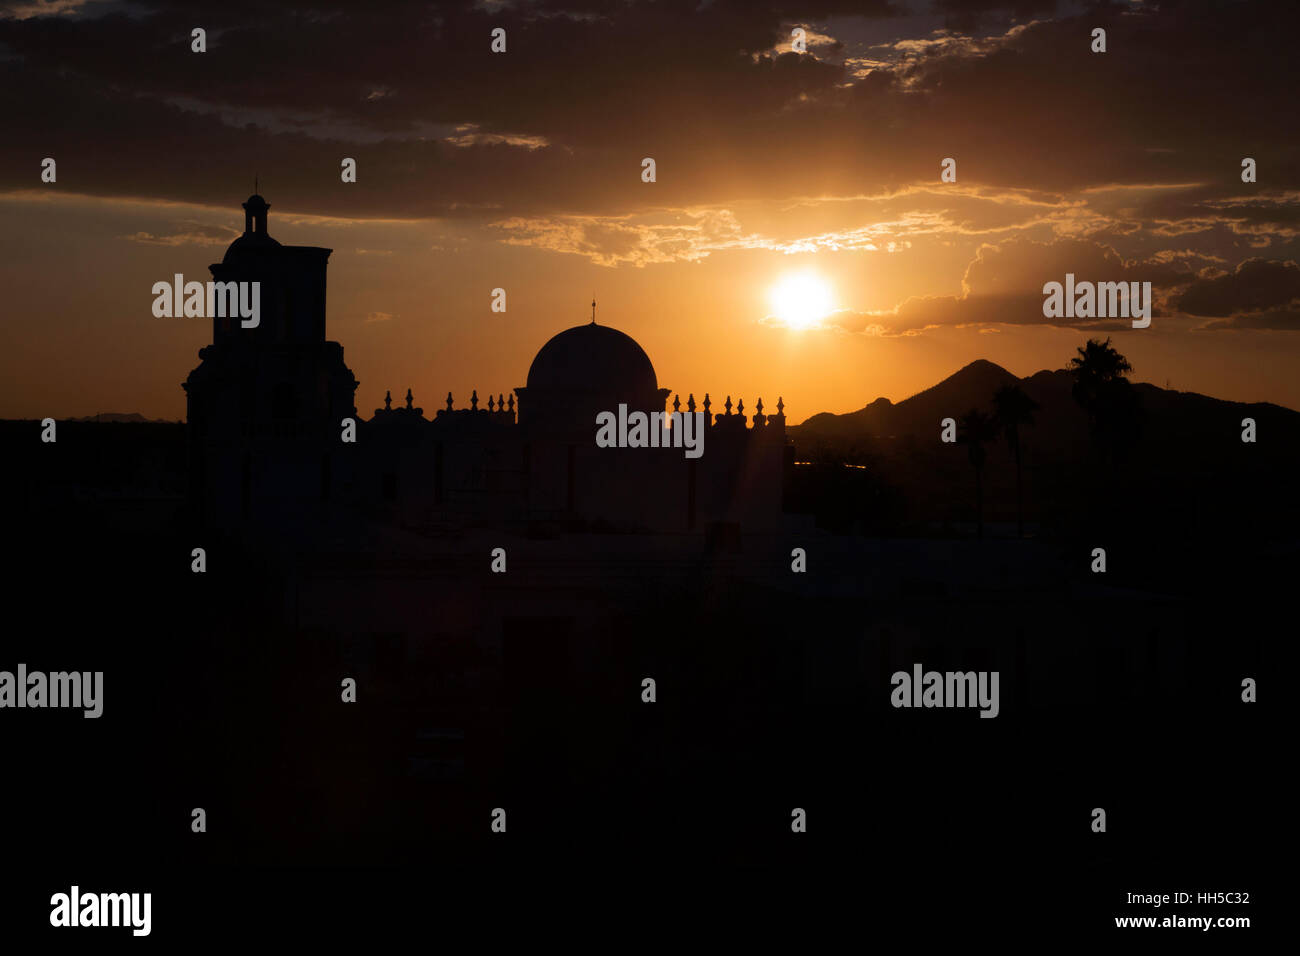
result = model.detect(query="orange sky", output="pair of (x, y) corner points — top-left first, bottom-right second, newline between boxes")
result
(2, 1), (1298, 421)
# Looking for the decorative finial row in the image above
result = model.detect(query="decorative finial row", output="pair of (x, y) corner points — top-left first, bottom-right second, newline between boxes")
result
(665, 393), (784, 426)
(438, 391), (516, 415)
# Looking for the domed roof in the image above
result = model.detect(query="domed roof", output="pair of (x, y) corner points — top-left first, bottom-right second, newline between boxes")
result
(526, 323), (658, 394)
(222, 231), (281, 263)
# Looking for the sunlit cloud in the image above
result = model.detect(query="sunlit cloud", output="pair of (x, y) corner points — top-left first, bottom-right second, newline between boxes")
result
(119, 222), (239, 246)
(446, 124), (550, 150)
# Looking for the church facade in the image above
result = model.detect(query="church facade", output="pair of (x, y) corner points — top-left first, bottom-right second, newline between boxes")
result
(184, 195), (789, 535)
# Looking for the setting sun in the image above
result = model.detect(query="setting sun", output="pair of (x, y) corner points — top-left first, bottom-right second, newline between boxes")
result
(769, 271), (834, 329)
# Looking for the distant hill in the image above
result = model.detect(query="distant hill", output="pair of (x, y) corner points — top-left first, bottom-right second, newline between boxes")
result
(786, 358), (1300, 547)
(797, 360), (1021, 442)
(792, 359), (1300, 459)
(68, 413), (174, 423)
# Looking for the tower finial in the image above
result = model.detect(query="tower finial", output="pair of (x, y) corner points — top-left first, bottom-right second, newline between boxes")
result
(591, 297), (596, 324)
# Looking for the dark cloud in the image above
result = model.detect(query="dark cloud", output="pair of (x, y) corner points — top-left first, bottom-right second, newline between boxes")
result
(1118, 187), (1300, 247)
(1197, 308), (1300, 331)
(930, 0), (1059, 32)
(1176, 258), (1300, 316)
(833, 236), (1195, 334)
(0, 0), (1296, 231)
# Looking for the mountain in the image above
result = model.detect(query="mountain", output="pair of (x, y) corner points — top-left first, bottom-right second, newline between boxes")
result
(796, 360), (1021, 444)
(791, 359), (1300, 458)
(68, 412), (173, 423)
(786, 358), (1300, 543)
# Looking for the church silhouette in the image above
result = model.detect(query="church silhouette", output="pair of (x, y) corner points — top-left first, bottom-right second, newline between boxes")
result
(184, 194), (788, 534)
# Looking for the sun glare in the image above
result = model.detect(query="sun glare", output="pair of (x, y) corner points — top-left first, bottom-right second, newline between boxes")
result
(769, 272), (833, 329)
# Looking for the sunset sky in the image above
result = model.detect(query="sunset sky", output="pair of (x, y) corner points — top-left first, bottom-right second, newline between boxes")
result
(2, 0), (1297, 422)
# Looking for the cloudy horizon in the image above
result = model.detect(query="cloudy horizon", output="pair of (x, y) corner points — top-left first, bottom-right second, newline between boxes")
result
(3, 0), (1297, 421)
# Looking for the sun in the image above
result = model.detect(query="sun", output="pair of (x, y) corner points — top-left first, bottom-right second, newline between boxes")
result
(769, 271), (833, 329)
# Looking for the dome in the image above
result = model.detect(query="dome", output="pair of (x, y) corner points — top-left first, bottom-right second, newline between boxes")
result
(526, 323), (658, 394)
(222, 231), (281, 263)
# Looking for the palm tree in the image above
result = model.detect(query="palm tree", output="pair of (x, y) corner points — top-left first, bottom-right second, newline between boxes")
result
(1068, 337), (1132, 420)
(992, 383), (1040, 538)
(1068, 337), (1141, 465)
(958, 408), (998, 539)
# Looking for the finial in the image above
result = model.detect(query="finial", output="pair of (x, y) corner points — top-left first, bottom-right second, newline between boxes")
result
(405, 388), (413, 410)
(488, 394), (496, 412)
(498, 393), (504, 411)
(756, 397), (764, 414)
(724, 395), (732, 415)
(591, 297), (597, 324)
(737, 398), (745, 416)
(446, 391), (454, 411)
(703, 393), (711, 412)
(672, 394), (681, 413)
(507, 393), (515, 412)
(471, 389), (478, 410)
(777, 396), (784, 416)
(687, 393), (696, 412)
(384, 389), (392, 410)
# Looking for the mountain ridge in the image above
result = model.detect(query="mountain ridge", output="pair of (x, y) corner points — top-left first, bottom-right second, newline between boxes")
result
(793, 359), (1300, 443)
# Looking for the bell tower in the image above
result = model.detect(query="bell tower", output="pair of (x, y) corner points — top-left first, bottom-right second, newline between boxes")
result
(183, 192), (359, 528)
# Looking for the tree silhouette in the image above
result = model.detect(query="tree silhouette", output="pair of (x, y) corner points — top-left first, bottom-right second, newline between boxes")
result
(957, 408), (998, 539)
(1068, 337), (1142, 464)
(992, 383), (1040, 538)
(1068, 337), (1132, 414)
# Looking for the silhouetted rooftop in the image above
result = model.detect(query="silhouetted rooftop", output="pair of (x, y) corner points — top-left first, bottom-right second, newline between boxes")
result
(223, 192), (282, 262)
(526, 322), (658, 394)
